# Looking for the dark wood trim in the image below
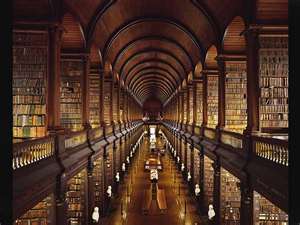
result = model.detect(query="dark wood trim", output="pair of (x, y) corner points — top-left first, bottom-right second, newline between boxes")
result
(127, 66), (179, 88)
(103, 17), (204, 62)
(123, 59), (182, 84)
(114, 36), (194, 73)
(119, 48), (187, 77)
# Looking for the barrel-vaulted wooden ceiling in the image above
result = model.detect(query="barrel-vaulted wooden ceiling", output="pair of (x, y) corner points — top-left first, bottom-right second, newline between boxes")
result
(14, 0), (288, 104)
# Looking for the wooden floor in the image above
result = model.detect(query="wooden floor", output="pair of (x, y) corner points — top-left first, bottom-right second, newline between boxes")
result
(100, 137), (208, 225)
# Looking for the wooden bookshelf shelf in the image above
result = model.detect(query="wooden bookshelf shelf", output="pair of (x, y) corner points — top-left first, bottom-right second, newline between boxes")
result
(193, 148), (201, 185)
(207, 76), (218, 128)
(60, 60), (83, 131)
(220, 168), (241, 224)
(89, 71), (101, 128)
(14, 195), (54, 225)
(66, 169), (87, 225)
(204, 156), (214, 207)
(225, 61), (247, 133)
(253, 191), (288, 224)
(195, 82), (203, 126)
(13, 31), (48, 140)
(258, 36), (288, 132)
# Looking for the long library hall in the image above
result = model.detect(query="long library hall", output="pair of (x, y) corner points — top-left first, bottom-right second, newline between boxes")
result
(12, 1), (288, 225)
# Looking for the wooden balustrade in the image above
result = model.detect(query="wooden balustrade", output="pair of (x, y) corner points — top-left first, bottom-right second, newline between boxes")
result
(90, 127), (103, 141)
(13, 136), (55, 169)
(194, 126), (201, 136)
(220, 130), (243, 150)
(65, 130), (87, 149)
(204, 127), (216, 140)
(252, 136), (288, 166)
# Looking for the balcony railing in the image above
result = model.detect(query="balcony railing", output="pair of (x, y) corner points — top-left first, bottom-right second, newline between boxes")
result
(203, 127), (216, 140)
(64, 130), (88, 150)
(220, 130), (243, 150)
(166, 122), (288, 167)
(13, 136), (55, 170)
(90, 127), (103, 141)
(253, 136), (288, 166)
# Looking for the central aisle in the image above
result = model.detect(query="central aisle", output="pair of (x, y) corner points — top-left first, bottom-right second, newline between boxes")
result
(101, 136), (206, 225)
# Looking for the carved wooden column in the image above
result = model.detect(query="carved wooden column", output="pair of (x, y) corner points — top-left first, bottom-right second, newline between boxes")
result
(212, 160), (221, 225)
(47, 24), (63, 132)
(244, 27), (260, 134)
(54, 135), (67, 225)
(99, 69), (105, 127)
(216, 58), (226, 133)
(240, 180), (253, 225)
(202, 71), (208, 134)
(87, 161), (95, 225)
(82, 53), (91, 129)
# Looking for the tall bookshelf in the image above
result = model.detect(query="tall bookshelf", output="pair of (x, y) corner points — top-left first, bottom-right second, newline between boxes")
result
(13, 31), (48, 141)
(187, 143), (192, 172)
(193, 148), (201, 185)
(225, 61), (247, 133)
(220, 168), (241, 224)
(93, 157), (104, 211)
(120, 89), (124, 123)
(258, 36), (288, 132)
(181, 140), (185, 163)
(66, 169), (87, 225)
(105, 145), (114, 187)
(112, 85), (119, 124)
(89, 68), (100, 128)
(204, 156), (214, 208)
(183, 91), (188, 124)
(253, 191), (288, 225)
(188, 87), (194, 125)
(14, 194), (54, 225)
(103, 81), (112, 125)
(195, 82), (203, 126)
(207, 76), (218, 128)
(60, 60), (83, 131)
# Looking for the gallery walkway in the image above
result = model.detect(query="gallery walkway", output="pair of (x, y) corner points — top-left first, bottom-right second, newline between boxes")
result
(100, 137), (208, 225)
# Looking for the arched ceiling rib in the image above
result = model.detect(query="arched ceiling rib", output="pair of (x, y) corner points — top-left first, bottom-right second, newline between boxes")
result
(15, 0), (252, 104)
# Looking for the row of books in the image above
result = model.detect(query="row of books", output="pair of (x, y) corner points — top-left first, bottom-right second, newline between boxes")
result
(13, 78), (45, 87)
(13, 115), (45, 126)
(260, 77), (288, 87)
(13, 32), (48, 46)
(13, 127), (46, 138)
(13, 64), (47, 72)
(13, 104), (46, 115)
(260, 113), (288, 120)
(260, 105), (288, 113)
(260, 88), (288, 98)
(260, 121), (288, 128)
(13, 87), (45, 95)
(13, 95), (45, 104)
